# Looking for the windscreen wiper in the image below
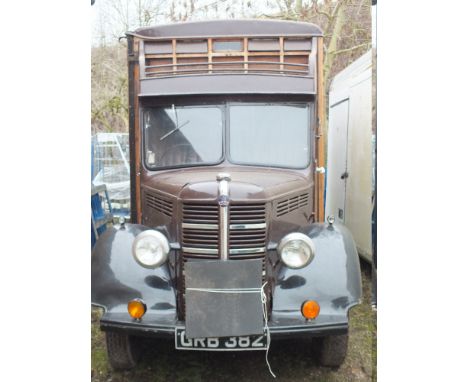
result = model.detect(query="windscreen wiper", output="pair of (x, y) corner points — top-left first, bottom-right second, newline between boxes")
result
(160, 104), (190, 141)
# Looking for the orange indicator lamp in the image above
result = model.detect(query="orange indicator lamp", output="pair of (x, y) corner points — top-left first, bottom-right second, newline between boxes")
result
(128, 298), (147, 320)
(301, 300), (320, 320)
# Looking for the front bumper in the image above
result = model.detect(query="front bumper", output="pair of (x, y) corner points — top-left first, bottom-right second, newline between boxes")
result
(99, 311), (349, 340)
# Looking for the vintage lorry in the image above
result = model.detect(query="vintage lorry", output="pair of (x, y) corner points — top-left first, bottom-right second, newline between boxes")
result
(91, 19), (362, 371)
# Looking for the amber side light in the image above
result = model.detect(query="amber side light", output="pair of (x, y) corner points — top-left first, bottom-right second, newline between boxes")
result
(301, 300), (320, 319)
(128, 299), (147, 319)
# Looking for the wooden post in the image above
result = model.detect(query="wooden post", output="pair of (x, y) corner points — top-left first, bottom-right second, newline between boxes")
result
(172, 39), (177, 73)
(134, 39), (142, 224)
(243, 37), (248, 73)
(208, 38), (213, 73)
(316, 37), (325, 222)
(279, 37), (284, 73)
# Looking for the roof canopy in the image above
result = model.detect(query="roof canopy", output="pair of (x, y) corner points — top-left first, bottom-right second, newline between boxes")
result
(127, 19), (323, 40)
(139, 74), (316, 97)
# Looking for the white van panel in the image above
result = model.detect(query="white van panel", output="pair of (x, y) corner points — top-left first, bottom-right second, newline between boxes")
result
(325, 50), (373, 261)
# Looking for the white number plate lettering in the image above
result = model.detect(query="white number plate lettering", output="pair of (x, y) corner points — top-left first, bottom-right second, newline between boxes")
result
(175, 328), (267, 351)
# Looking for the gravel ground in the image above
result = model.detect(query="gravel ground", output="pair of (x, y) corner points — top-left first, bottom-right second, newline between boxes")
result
(92, 260), (376, 382)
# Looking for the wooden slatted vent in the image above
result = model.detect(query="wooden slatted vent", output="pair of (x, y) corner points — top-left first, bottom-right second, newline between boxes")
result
(145, 191), (173, 217)
(142, 37), (315, 79)
(277, 193), (309, 217)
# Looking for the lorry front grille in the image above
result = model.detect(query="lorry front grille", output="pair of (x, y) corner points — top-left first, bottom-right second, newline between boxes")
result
(178, 202), (270, 320)
(181, 202), (267, 259)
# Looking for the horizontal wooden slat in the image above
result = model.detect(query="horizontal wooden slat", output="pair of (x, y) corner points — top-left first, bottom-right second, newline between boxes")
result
(144, 51), (314, 59)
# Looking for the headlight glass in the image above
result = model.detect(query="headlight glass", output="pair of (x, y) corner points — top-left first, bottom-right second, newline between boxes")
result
(132, 230), (170, 268)
(278, 233), (315, 269)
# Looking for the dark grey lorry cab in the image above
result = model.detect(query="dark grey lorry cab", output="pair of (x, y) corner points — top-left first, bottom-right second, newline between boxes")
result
(91, 19), (362, 370)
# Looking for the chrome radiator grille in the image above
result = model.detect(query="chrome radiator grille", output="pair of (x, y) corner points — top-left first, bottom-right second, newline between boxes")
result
(181, 202), (267, 259)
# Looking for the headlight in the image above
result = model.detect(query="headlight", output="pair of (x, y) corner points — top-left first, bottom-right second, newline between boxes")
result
(277, 232), (315, 269)
(132, 230), (170, 268)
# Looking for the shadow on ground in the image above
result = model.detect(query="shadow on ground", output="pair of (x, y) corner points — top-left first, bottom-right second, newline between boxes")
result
(92, 260), (376, 382)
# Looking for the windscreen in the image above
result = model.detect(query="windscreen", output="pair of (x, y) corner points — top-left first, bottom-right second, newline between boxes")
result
(142, 102), (311, 170)
(229, 104), (310, 168)
(143, 105), (223, 168)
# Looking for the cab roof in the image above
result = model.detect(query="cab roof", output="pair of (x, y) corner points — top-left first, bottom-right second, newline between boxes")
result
(127, 19), (323, 40)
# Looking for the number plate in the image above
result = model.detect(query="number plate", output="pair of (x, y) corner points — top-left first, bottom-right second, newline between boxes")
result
(175, 327), (267, 351)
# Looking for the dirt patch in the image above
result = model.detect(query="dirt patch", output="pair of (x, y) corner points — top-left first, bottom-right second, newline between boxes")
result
(92, 260), (376, 381)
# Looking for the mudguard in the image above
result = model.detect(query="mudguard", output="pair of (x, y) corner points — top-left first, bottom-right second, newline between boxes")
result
(270, 222), (362, 332)
(91, 224), (178, 332)
(91, 222), (361, 337)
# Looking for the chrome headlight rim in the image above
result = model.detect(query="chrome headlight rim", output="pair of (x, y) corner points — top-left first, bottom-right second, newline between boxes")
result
(277, 232), (315, 269)
(132, 230), (170, 269)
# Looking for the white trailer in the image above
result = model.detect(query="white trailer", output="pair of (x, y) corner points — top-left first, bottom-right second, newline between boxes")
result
(325, 50), (373, 262)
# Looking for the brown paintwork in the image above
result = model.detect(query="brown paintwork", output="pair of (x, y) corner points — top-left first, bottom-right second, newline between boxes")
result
(140, 161), (316, 250)
(142, 166), (312, 202)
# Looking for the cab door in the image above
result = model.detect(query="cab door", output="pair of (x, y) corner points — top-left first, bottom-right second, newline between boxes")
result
(325, 99), (349, 223)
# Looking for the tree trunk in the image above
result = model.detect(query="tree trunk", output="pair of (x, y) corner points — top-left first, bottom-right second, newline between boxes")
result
(323, 0), (347, 88)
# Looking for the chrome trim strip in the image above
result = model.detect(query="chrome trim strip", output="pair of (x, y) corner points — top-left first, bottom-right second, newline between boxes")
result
(182, 247), (218, 255)
(230, 223), (266, 230)
(182, 246), (266, 255)
(229, 247), (266, 255)
(182, 222), (266, 230)
(219, 205), (229, 260)
(182, 223), (218, 230)
(217, 173), (231, 261)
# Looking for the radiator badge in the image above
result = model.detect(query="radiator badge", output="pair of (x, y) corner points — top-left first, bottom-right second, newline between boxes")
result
(218, 194), (230, 207)
(216, 173), (231, 207)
